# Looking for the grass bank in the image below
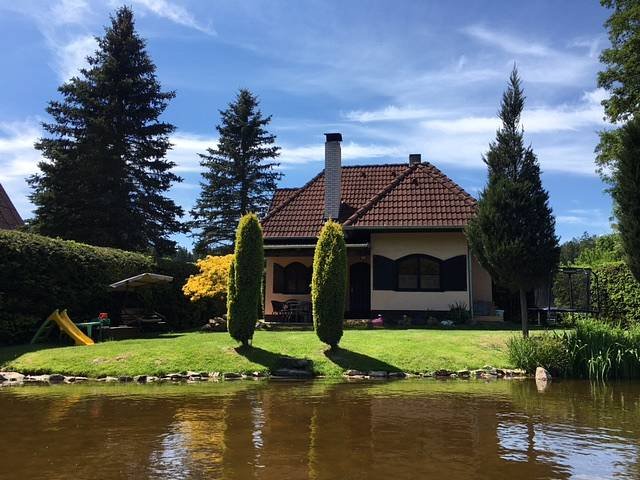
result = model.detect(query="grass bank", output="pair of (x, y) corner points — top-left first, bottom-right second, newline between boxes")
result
(1, 329), (515, 378)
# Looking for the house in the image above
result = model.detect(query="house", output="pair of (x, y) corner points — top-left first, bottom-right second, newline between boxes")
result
(0, 182), (23, 230)
(261, 133), (494, 322)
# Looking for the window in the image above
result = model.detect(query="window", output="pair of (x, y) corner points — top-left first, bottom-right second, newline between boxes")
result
(274, 262), (311, 294)
(396, 255), (440, 291)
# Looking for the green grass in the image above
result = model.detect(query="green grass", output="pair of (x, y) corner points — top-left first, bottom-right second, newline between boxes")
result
(1, 329), (515, 378)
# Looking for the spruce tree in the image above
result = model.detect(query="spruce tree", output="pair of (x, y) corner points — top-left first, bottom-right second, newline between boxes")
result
(29, 6), (183, 254)
(311, 220), (347, 349)
(227, 213), (263, 347)
(611, 118), (640, 282)
(466, 67), (560, 337)
(190, 89), (281, 254)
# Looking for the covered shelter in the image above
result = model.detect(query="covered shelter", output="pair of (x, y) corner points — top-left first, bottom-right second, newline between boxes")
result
(109, 273), (173, 335)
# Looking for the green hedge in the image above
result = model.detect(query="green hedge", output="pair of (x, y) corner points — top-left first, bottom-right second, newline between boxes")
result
(311, 220), (347, 348)
(0, 230), (202, 345)
(593, 261), (640, 325)
(227, 214), (263, 347)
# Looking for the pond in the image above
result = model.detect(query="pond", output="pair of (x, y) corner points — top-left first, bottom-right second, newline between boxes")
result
(1, 379), (639, 479)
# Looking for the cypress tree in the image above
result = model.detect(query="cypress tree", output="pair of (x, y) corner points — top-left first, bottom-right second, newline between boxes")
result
(28, 6), (183, 254)
(190, 89), (281, 254)
(611, 118), (640, 282)
(227, 213), (263, 347)
(466, 67), (560, 337)
(311, 220), (347, 349)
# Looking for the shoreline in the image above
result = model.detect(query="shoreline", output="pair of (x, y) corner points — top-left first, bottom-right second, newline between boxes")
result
(0, 366), (529, 387)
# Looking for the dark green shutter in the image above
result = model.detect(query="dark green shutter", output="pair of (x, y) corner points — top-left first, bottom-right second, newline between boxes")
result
(373, 255), (396, 290)
(441, 255), (467, 291)
(273, 263), (284, 293)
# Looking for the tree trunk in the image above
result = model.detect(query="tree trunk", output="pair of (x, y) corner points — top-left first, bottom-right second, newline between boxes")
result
(519, 287), (529, 338)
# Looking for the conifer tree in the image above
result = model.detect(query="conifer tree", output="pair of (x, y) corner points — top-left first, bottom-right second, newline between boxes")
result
(311, 220), (347, 349)
(227, 213), (263, 347)
(611, 118), (640, 282)
(29, 6), (183, 254)
(190, 89), (281, 254)
(466, 67), (559, 337)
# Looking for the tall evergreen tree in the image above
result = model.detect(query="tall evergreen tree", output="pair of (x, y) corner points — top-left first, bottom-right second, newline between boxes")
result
(29, 6), (183, 254)
(466, 67), (560, 337)
(611, 118), (640, 282)
(190, 89), (281, 254)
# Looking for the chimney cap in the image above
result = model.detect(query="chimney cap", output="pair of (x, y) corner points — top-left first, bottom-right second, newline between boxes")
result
(324, 132), (343, 142)
(409, 153), (421, 165)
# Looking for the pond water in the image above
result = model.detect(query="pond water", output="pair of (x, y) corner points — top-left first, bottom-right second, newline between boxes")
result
(1, 379), (639, 479)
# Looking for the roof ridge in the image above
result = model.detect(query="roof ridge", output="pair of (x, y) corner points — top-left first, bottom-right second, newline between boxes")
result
(343, 164), (418, 226)
(419, 162), (477, 206)
(262, 171), (323, 224)
(276, 187), (299, 191)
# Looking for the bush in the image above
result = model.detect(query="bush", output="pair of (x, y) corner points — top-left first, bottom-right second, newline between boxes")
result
(448, 301), (471, 324)
(182, 254), (234, 318)
(507, 333), (569, 377)
(0, 230), (204, 344)
(227, 214), (263, 347)
(508, 319), (640, 380)
(311, 221), (347, 348)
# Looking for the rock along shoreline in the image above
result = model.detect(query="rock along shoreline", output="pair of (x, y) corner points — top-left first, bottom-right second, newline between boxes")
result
(0, 366), (529, 387)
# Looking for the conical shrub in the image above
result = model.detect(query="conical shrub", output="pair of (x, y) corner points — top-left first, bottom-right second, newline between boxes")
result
(311, 220), (347, 348)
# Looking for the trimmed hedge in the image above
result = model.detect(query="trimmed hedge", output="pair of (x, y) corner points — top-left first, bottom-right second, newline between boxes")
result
(593, 261), (640, 325)
(227, 214), (263, 347)
(311, 220), (347, 348)
(0, 230), (202, 345)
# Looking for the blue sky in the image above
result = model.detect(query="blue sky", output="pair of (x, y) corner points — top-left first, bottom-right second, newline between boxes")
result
(0, 0), (614, 248)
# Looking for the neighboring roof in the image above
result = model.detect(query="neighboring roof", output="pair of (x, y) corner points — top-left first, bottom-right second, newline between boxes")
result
(262, 162), (477, 239)
(0, 183), (24, 230)
(109, 273), (174, 291)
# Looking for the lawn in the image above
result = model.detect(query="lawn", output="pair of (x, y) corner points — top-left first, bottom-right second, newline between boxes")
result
(1, 329), (517, 378)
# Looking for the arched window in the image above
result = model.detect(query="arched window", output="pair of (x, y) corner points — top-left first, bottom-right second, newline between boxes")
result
(274, 262), (311, 294)
(396, 255), (440, 291)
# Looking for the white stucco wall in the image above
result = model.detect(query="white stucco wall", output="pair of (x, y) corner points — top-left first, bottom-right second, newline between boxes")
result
(370, 232), (492, 312)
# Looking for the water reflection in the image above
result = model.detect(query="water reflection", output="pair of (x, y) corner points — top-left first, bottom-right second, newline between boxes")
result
(1, 380), (639, 479)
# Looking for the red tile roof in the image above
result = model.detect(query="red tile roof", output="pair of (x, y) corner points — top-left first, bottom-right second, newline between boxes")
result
(263, 162), (476, 239)
(0, 183), (23, 230)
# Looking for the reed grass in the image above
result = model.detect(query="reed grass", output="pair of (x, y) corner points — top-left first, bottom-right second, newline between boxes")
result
(508, 318), (640, 380)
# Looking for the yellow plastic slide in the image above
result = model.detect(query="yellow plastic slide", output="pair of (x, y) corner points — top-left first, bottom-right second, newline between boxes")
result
(48, 309), (94, 346)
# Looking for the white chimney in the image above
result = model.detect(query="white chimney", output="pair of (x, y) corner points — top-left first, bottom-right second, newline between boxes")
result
(324, 133), (342, 219)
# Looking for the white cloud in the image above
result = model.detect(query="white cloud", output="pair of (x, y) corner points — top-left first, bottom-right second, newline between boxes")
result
(557, 208), (611, 230)
(128, 0), (215, 35)
(279, 142), (404, 166)
(0, 120), (44, 218)
(463, 25), (553, 57)
(345, 106), (443, 123)
(169, 132), (216, 173)
(55, 35), (97, 81)
(50, 0), (91, 25)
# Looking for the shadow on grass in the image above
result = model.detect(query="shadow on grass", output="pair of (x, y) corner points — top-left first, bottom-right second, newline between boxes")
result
(234, 345), (313, 372)
(0, 343), (63, 368)
(324, 347), (402, 373)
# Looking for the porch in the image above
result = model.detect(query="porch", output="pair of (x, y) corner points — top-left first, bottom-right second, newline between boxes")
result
(264, 243), (371, 322)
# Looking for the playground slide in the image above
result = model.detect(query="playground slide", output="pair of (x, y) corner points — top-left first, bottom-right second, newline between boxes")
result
(49, 309), (94, 346)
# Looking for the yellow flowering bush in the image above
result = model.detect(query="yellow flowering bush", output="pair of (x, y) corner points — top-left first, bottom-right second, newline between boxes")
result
(182, 254), (234, 303)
